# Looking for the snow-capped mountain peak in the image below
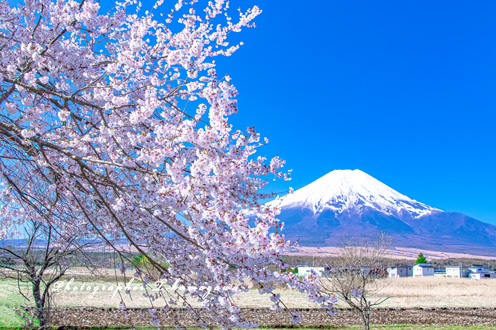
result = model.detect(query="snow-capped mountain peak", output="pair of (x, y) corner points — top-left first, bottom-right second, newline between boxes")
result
(275, 169), (439, 219)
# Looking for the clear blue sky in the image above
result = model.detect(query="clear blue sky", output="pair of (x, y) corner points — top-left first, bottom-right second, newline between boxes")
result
(211, 1), (496, 224)
(138, 1), (494, 224)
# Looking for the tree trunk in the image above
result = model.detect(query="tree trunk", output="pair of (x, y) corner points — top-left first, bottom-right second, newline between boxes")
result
(32, 277), (47, 329)
(361, 309), (370, 330)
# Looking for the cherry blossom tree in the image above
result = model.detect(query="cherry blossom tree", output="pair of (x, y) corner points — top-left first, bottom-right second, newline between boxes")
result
(320, 234), (392, 330)
(0, 0), (335, 327)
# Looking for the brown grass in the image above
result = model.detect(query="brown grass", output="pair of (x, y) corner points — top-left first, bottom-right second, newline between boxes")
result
(4, 269), (496, 310)
(372, 276), (496, 308)
(288, 246), (496, 260)
(42, 276), (496, 309)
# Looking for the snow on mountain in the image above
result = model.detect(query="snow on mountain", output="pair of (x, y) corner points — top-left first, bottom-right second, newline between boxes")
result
(274, 169), (439, 219)
(271, 169), (496, 255)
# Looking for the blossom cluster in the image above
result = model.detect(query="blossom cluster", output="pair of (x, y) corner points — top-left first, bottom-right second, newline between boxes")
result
(0, 0), (335, 327)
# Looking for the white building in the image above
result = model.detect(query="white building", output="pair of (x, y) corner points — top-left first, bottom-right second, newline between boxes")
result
(413, 263), (434, 277)
(468, 265), (496, 279)
(445, 265), (469, 278)
(298, 266), (325, 277)
(387, 264), (412, 278)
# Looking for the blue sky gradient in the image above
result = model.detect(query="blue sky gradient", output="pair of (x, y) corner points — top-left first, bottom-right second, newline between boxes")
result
(212, 1), (496, 224)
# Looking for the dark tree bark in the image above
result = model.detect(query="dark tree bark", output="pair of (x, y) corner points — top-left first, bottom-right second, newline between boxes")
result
(0, 221), (89, 329)
(320, 233), (392, 330)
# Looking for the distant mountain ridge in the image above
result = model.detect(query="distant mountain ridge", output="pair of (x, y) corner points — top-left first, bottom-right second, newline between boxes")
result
(274, 169), (496, 255)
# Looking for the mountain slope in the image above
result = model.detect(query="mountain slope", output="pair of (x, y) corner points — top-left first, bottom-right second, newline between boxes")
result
(275, 169), (439, 220)
(275, 170), (496, 255)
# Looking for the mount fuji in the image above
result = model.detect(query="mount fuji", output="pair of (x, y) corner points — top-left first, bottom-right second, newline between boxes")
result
(274, 169), (496, 255)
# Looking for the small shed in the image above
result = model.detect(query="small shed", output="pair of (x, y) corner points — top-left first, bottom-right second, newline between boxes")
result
(434, 270), (446, 278)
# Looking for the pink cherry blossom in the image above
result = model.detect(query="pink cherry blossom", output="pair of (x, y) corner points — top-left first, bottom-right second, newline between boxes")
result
(0, 0), (335, 327)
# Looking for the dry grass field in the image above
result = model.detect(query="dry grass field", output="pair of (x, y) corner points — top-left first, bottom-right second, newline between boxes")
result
(376, 277), (496, 308)
(1, 271), (494, 309)
(44, 279), (321, 308)
(3, 272), (496, 328)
